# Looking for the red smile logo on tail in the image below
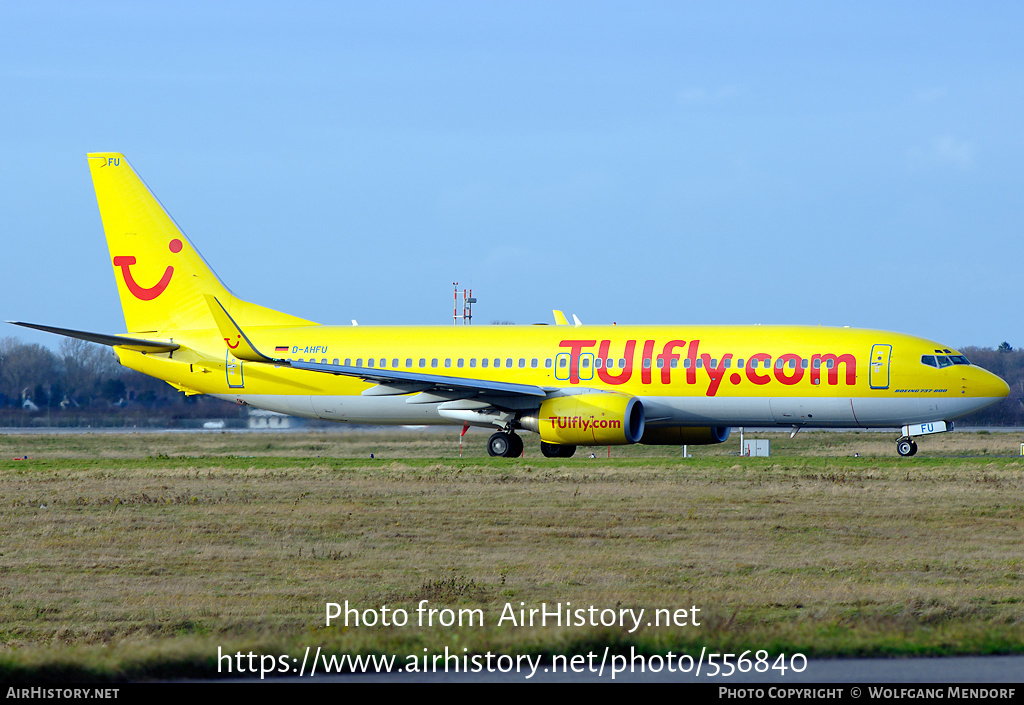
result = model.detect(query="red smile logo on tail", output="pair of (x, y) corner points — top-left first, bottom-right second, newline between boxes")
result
(113, 239), (183, 301)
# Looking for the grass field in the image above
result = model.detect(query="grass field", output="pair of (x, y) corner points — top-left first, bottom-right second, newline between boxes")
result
(1, 428), (1022, 681)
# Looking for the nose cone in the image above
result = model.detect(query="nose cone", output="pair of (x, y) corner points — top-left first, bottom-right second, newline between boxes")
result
(974, 368), (1010, 400)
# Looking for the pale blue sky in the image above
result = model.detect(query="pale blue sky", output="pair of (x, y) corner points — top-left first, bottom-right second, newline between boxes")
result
(2, 2), (1022, 349)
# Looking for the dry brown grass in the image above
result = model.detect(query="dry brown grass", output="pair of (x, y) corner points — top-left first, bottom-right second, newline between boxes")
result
(0, 430), (1022, 678)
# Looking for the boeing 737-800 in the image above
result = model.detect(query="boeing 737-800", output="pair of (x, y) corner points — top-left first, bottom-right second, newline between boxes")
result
(9, 154), (1010, 457)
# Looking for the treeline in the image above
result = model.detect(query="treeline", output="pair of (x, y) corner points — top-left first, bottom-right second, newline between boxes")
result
(0, 337), (239, 427)
(0, 336), (1021, 428)
(956, 345), (1024, 426)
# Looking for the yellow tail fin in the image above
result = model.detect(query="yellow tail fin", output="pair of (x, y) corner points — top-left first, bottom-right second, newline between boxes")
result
(87, 153), (315, 333)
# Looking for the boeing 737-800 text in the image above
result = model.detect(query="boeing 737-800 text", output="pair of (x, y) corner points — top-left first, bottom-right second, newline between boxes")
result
(9, 154), (1010, 457)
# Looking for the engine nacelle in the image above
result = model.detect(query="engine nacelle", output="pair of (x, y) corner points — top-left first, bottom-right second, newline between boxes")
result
(640, 426), (731, 445)
(520, 393), (645, 445)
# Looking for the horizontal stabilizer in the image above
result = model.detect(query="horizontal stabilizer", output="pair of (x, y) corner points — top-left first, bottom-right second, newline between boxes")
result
(7, 321), (179, 353)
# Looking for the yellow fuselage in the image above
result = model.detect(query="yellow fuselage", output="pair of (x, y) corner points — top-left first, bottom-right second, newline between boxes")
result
(118, 323), (1008, 430)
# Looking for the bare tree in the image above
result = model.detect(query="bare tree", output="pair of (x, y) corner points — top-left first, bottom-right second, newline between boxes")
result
(0, 337), (61, 405)
(59, 338), (120, 402)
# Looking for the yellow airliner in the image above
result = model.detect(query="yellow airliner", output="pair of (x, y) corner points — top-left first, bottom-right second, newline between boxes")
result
(10, 154), (1010, 457)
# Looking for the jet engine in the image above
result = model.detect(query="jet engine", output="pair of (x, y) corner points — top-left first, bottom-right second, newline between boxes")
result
(519, 393), (645, 445)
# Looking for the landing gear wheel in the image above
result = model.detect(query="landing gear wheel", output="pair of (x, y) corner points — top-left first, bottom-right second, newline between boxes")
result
(487, 431), (522, 458)
(508, 433), (524, 458)
(540, 442), (577, 458)
(896, 438), (915, 457)
(487, 432), (511, 457)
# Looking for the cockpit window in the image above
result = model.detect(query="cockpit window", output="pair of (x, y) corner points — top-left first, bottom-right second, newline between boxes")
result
(922, 354), (971, 368)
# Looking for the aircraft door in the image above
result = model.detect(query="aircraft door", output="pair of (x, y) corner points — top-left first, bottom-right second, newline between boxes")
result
(226, 350), (244, 388)
(869, 344), (891, 390)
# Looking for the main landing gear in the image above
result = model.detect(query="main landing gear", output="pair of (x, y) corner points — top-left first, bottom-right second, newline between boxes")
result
(896, 437), (918, 457)
(485, 432), (577, 459)
(487, 431), (524, 458)
(540, 441), (577, 458)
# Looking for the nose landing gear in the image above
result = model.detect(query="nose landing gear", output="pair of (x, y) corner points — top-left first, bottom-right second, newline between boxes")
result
(896, 437), (918, 457)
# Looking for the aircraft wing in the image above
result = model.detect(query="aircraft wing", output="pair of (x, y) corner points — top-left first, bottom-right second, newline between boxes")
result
(7, 321), (180, 353)
(205, 296), (549, 400)
(287, 358), (548, 398)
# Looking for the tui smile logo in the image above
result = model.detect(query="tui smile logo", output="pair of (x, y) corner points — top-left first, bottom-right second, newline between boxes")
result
(113, 239), (182, 300)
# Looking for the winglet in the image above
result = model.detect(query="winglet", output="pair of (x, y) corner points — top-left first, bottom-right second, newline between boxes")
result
(204, 295), (278, 363)
(552, 310), (569, 326)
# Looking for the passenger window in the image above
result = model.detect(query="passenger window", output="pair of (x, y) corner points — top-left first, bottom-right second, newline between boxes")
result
(826, 359), (834, 369)
(737, 359), (744, 368)
(367, 359), (374, 368)
(580, 358), (589, 368)
(696, 359), (703, 369)
(618, 359), (626, 368)
(813, 359), (821, 369)
(419, 358), (426, 368)
(444, 359), (451, 368)
(656, 359), (664, 368)
(788, 359), (796, 369)
(776, 359), (784, 369)
(344, 358), (351, 366)
(392, 359), (398, 368)
(333, 359), (339, 365)
(531, 358), (538, 368)
(457, 359), (464, 368)
(405, 359), (412, 367)
(431, 359), (438, 368)
(559, 357), (568, 368)
(469, 359), (476, 368)
(482, 358), (489, 368)
(683, 359), (691, 369)
(518, 358), (525, 368)
(546, 359), (553, 368)
(606, 358), (613, 368)
(670, 359), (678, 369)
(800, 359), (808, 369)
(643, 359), (651, 369)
